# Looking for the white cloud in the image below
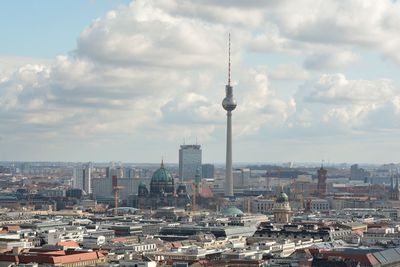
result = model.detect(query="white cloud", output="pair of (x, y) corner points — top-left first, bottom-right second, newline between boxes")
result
(76, 0), (229, 69)
(269, 64), (310, 80)
(262, 0), (400, 65)
(304, 51), (359, 70)
(158, 0), (266, 28)
(294, 73), (399, 130)
(303, 74), (393, 104)
(2, 0), (400, 162)
(235, 68), (295, 136)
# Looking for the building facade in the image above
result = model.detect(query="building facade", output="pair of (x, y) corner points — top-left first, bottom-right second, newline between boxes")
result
(133, 162), (190, 209)
(390, 175), (400, 200)
(74, 163), (92, 194)
(233, 168), (250, 189)
(273, 192), (293, 224)
(179, 145), (202, 181)
(350, 164), (370, 181)
(251, 198), (274, 214)
(202, 164), (215, 178)
(310, 199), (330, 212)
(316, 167), (327, 197)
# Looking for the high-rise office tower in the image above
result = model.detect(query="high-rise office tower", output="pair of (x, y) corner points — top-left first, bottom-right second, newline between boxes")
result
(74, 163), (92, 194)
(222, 34), (237, 198)
(179, 145), (202, 181)
(202, 164), (215, 178)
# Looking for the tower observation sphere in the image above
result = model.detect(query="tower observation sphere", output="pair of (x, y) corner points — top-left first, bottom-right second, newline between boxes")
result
(222, 84), (237, 111)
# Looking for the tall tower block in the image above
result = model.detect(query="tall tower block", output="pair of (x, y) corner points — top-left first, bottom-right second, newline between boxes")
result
(317, 166), (327, 197)
(222, 34), (237, 198)
(179, 145), (202, 181)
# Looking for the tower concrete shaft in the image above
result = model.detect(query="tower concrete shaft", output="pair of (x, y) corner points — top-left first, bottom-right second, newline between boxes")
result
(225, 110), (233, 197)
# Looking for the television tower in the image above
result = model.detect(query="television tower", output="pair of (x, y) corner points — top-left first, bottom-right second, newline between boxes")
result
(222, 34), (237, 198)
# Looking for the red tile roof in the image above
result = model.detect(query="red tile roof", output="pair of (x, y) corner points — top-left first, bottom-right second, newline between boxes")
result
(57, 240), (80, 248)
(5, 225), (20, 232)
(0, 251), (105, 265)
(320, 251), (379, 266)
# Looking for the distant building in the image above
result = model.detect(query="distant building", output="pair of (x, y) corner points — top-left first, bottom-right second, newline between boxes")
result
(132, 161), (190, 209)
(251, 198), (274, 213)
(273, 192), (293, 224)
(66, 188), (83, 199)
(124, 167), (138, 179)
(233, 168), (250, 188)
(45, 226), (85, 244)
(74, 163), (92, 194)
(92, 177), (112, 197)
(310, 199), (330, 213)
(92, 164), (142, 203)
(390, 175), (400, 201)
(106, 166), (124, 179)
(92, 177), (140, 203)
(179, 145), (202, 181)
(317, 167), (327, 197)
(202, 164), (214, 178)
(254, 224), (351, 242)
(350, 164), (370, 181)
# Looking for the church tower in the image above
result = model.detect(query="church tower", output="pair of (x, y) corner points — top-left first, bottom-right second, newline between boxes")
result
(317, 166), (327, 197)
(273, 191), (293, 224)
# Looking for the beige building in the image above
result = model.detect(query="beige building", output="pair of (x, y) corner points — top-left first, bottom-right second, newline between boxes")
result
(251, 198), (274, 213)
(273, 192), (293, 224)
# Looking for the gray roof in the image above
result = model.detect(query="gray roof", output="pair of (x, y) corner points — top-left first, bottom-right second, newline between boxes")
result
(373, 247), (400, 265)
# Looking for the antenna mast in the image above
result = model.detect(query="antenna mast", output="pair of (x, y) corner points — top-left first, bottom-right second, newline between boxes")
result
(228, 33), (231, 86)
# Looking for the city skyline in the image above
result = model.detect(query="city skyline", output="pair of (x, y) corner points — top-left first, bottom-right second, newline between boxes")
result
(1, 0), (400, 163)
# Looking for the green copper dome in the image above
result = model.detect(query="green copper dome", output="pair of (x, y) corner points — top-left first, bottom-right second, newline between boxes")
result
(223, 206), (244, 216)
(151, 161), (173, 183)
(276, 192), (289, 203)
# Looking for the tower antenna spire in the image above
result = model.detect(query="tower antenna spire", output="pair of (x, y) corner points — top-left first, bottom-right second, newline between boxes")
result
(228, 33), (231, 86)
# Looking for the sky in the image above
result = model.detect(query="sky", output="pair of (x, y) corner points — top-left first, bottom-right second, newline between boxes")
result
(1, 0), (400, 164)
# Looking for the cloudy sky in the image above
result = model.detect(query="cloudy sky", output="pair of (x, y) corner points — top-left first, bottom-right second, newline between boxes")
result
(1, 0), (400, 164)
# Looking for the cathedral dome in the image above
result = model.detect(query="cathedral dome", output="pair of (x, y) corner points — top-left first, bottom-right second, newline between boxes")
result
(151, 161), (174, 183)
(150, 161), (175, 195)
(276, 192), (289, 203)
